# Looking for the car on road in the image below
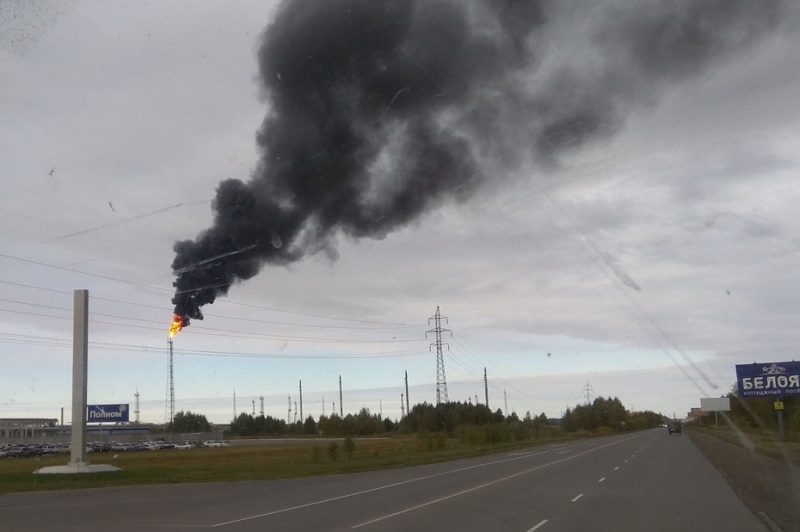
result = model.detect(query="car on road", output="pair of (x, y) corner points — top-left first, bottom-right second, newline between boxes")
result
(203, 440), (228, 448)
(667, 420), (682, 435)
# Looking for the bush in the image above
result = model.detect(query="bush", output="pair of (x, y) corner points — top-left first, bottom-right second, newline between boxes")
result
(310, 445), (321, 463)
(417, 432), (433, 451)
(512, 422), (530, 441)
(344, 436), (355, 459)
(485, 423), (511, 443)
(328, 442), (339, 462)
(457, 425), (486, 446)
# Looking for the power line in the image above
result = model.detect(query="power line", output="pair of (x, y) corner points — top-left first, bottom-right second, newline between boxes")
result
(0, 251), (169, 293)
(0, 306), (421, 345)
(448, 327), (545, 407)
(18, 297), (528, 407)
(0, 279), (417, 329)
(0, 331), (427, 360)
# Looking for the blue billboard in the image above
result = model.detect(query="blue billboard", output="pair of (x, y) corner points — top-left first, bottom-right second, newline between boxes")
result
(735, 362), (800, 398)
(87, 404), (130, 423)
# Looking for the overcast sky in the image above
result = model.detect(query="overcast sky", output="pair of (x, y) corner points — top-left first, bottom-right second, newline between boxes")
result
(2, 0), (800, 425)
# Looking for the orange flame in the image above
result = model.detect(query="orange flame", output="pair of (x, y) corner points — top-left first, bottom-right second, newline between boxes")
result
(169, 314), (184, 338)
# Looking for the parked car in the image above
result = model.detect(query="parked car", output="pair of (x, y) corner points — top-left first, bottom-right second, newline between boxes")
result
(6, 446), (31, 458)
(203, 440), (228, 448)
(55, 443), (70, 454)
(174, 441), (193, 450)
(41, 444), (60, 455)
(95, 442), (112, 453)
(26, 444), (44, 456)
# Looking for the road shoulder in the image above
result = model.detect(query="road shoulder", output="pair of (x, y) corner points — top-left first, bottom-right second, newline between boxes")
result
(688, 429), (800, 531)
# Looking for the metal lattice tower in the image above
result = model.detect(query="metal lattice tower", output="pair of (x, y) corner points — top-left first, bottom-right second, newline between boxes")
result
(484, 368), (489, 410)
(165, 339), (175, 426)
(583, 381), (594, 405)
(427, 306), (451, 405)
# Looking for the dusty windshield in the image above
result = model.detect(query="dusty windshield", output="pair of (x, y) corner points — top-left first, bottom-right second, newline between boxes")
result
(1, 0), (799, 530)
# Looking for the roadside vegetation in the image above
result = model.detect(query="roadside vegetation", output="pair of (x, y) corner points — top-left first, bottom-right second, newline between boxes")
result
(687, 387), (800, 464)
(0, 397), (663, 494)
(228, 396), (662, 440)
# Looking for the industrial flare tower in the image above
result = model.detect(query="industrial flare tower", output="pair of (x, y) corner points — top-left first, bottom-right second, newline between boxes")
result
(166, 339), (175, 425)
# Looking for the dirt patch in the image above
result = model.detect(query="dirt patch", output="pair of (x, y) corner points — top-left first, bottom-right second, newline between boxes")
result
(688, 429), (800, 531)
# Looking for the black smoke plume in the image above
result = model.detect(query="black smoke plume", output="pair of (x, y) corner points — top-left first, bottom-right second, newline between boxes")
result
(172, 0), (788, 326)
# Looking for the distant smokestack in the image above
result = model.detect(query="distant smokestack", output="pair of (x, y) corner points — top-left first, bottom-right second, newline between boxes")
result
(171, 0), (789, 323)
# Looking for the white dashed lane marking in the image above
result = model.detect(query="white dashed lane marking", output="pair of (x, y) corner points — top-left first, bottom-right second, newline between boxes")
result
(525, 519), (548, 531)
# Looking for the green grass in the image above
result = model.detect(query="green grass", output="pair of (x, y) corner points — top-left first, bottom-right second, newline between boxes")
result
(0, 439), (469, 494)
(0, 430), (617, 495)
(688, 423), (800, 464)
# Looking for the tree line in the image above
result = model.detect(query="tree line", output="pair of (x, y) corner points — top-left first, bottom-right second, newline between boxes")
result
(562, 396), (662, 431)
(209, 395), (662, 441)
(169, 387), (799, 442)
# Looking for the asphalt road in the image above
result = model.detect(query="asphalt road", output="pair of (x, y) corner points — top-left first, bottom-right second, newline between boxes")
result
(0, 429), (767, 531)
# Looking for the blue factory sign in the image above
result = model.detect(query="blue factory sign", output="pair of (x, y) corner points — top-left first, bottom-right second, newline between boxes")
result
(87, 404), (129, 423)
(736, 362), (800, 398)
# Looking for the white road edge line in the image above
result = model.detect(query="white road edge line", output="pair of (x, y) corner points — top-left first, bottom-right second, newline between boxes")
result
(598, 477), (606, 482)
(614, 466), (619, 470)
(351, 436), (640, 529)
(526, 519), (549, 531)
(212, 450), (551, 527)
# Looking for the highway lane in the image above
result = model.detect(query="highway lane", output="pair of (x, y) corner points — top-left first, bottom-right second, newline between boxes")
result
(0, 429), (767, 531)
(550, 429), (763, 531)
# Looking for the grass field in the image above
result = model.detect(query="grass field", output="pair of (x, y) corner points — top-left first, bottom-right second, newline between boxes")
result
(688, 423), (800, 464)
(0, 432), (587, 495)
